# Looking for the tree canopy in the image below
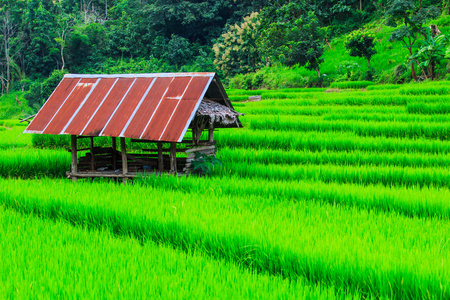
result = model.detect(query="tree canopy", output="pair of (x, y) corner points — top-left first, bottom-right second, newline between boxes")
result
(0, 0), (447, 98)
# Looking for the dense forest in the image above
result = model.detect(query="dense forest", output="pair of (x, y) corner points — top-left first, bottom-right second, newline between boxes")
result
(0, 0), (447, 110)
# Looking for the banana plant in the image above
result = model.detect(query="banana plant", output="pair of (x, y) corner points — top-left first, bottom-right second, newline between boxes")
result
(410, 29), (447, 80)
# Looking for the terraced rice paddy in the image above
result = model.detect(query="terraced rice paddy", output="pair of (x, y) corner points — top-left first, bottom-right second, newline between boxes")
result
(1, 81), (450, 299)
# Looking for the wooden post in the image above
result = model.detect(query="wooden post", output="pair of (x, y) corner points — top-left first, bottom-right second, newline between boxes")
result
(70, 135), (77, 182)
(208, 123), (214, 143)
(170, 142), (177, 174)
(157, 142), (164, 171)
(111, 137), (117, 170)
(90, 136), (95, 171)
(120, 137), (128, 183)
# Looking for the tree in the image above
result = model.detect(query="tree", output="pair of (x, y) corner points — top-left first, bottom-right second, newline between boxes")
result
(345, 30), (377, 67)
(0, 9), (15, 94)
(164, 34), (193, 69)
(0, 0), (24, 94)
(386, 0), (440, 81)
(24, 1), (59, 77)
(259, 8), (325, 77)
(54, 14), (74, 70)
(67, 22), (106, 72)
(213, 12), (262, 77)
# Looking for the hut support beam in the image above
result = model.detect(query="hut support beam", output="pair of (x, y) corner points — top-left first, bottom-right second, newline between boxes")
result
(170, 142), (177, 173)
(70, 135), (77, 182)
(90, 136), (95, 171)
(208, 123), (214, 143)
(157, 142), (164, 171)
(121, 137), (128, 183)
(111, 137), (117, 170)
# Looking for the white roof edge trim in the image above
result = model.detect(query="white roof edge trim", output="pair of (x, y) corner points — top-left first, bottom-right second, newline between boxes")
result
(23, 129), (42, 134)
(64, 73), (216, 79)
(176, 75), (215, 143)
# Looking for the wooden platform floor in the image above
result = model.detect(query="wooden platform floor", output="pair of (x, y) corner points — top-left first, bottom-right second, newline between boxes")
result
(66, 170), (186, 179)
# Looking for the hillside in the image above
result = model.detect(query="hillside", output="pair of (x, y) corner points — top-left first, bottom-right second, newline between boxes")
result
(228, 14), (450, 89)
(0, 0), (449, 119)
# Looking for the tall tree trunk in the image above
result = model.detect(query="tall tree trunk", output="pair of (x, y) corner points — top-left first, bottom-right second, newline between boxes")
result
(406, 35), (418, 81)
(3, 11), (11, 95)
(60, 45), (65, 70)
(407, 47), (417, 81)
(430, 60), (435, 80)
(325, 38), (331, 49)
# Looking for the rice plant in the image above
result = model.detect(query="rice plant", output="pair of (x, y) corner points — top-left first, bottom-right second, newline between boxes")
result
(4, 81), (450, 299)
(215, 129), (450, 154)
(1, 178), (449, 299)
(330, 81), (375, 89)
(1, 207), (353, 299)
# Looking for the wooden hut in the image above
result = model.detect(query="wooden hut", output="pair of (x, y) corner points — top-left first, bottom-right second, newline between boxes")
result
(24, 73), (242, 182)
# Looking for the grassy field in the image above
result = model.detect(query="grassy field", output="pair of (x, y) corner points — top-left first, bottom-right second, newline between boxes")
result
(0, 81), (449, 299)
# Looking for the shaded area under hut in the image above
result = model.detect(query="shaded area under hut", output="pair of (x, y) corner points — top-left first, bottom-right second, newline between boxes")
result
(24, 73), (242, 182)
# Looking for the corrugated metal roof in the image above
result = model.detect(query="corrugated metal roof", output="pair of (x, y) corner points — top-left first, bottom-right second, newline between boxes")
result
(25, 72), (237, 142)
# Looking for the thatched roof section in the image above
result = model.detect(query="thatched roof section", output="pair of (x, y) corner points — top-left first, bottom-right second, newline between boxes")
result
(196, 99), (243, 125)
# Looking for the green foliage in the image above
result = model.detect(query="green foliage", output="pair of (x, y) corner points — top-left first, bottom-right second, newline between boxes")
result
(0, 92), (31, 119)
(386, 0), (441, 80)
(31, 134), (69, 150)
(336, 61), (360, 80)
(259, 8), (325, 76)
(100, 57), (171, 74)
(213, 12), (262, 77)
(345, 30), (377, 67)
(189, 153), (222, 175)
(393, 63), (409, 83)
(67, 23), (106, 73)
(25, 69), (67, 109)
(228, 65), (318, 89)
(24, 2), (59, 76)
(412, 33), (447, 80)
(164, 35), (193, 68)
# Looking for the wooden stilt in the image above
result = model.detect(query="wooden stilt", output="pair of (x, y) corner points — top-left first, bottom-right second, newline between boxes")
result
(208, 123), (214, 143)
(170, 142), (177, 174)
(90, 136), (95, 171)
(71, 135), (78, 182)
(111, 137), (117, 170)
(157, 142), (164, 171)
(121, 137), (128, 183)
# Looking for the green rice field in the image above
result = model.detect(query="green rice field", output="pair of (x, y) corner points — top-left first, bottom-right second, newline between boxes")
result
(1, 81), (450, 299)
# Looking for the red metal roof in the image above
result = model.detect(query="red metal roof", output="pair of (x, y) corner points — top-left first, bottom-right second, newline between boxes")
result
(25, 73), (235, 142)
